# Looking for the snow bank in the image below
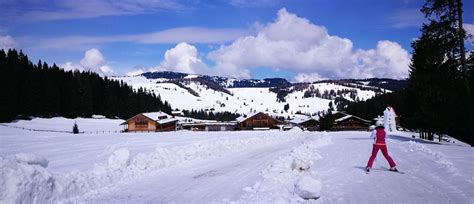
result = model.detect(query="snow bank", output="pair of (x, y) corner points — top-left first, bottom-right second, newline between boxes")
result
(0, 156), (56, 204)
(234, 132), (332, 203)
(1, 133), (304, 203)
(15, 153), (49, 168)
(108, 148), (130, 171)
(295, 175), (322, 200)
(401, 141), (456, 173)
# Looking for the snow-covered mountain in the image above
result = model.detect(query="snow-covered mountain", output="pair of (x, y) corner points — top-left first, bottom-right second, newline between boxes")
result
(112, 71), (406, 115)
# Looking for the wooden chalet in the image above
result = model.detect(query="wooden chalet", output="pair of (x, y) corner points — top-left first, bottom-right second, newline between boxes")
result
(290, 116), (319, 131)
(237, 112), (281, 130)
(121, 112), (179, 132)
(333, 112), (371, 131)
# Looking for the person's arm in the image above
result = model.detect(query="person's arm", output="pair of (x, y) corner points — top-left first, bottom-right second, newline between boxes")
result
(370, 130), (376, 144)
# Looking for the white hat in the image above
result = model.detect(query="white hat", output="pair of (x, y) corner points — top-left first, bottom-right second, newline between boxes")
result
(375, 120), (384, 128)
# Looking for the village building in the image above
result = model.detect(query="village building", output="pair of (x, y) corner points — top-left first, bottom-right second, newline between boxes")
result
(181, 122), (236, 131)
(236, 112), (281, 130)
(171, 110), (184, 117)
(121, 112), (179, 132)
(289, 116), (319, 131)
(333, 112), (371, 131)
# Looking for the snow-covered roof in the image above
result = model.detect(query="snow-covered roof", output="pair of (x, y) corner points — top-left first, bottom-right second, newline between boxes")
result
(334, 115), (370, 123)
(236, 112), (260, 123)
(289, 115), (319, 124)
(290, 116), (318, 124)
(142, 112), (170, 120)
(156, 118), (179, 125)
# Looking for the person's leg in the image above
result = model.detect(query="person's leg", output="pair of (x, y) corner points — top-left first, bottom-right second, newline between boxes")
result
(380, 145), (396, 168)
(366, 145), (380, 168)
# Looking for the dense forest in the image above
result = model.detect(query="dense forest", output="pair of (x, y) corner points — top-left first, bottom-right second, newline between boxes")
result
(345, 0), (474, 146)
(182, 109), (240, 121)
(0, 49), (172, 122)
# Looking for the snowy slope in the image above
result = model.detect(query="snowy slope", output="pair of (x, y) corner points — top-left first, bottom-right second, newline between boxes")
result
(1, 118), (473, 203)
(112, 75), (386, 115)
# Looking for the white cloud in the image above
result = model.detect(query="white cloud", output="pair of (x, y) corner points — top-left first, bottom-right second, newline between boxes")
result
(61, 62), (84, 72)
(126, 68), (145, 76)
(294, 73), (327, 83)
(229, 0), (279, 8)
(390, 9), (425, 28)
(2, 0), (186, 22)
(158, 42), (208, 74)
(0, 35), (18, 50)
(32, 27), (249, 50)
(80, 48), (107, 68)
(351, 40), (410, 79)
(208, 8), (410, 79)
(61, 48), (114, 76)
(465, 23), (474, 36)
(464, 24), (474, 46)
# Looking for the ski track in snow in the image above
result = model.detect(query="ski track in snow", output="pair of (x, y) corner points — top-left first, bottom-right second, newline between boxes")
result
(315, 132), (474, 203)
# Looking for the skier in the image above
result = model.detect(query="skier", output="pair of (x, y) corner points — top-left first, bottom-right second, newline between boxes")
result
(366, 120), (398, 172)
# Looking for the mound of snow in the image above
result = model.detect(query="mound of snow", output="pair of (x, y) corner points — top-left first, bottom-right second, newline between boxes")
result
(108, 148), (130, 171)
(0, 156), (56, 203)
(294, 175), (322, 200)
(291, 158), (310, 172)
(234, 133), (331, 203)
(288, 127), (303, 132)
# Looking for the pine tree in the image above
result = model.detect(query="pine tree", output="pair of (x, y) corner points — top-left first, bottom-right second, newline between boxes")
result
(408, 0), (472, 145)
(72, 122), (79, 134)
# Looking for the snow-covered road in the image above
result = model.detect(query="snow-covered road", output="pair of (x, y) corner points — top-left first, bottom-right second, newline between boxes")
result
(88, 136), (309, 203)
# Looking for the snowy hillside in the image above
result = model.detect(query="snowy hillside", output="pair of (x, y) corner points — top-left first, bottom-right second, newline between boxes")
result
(113, 73), (392, 115)
(1, 118), (472, 203)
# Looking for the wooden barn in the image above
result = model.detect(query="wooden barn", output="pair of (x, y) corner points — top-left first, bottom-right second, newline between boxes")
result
(333, 114), (371, 131)
(237, 112), (281, 130)
(121, 112), (178, 132)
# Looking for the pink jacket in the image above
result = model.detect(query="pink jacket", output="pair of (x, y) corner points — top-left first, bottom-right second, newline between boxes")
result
(371, 128), (386, 145)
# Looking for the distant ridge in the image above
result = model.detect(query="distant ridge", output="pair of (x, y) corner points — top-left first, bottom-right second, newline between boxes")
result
(139, 71), (407, 91)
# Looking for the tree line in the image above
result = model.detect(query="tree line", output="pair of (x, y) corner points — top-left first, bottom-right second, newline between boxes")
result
(182, 109), (240, 121)
(0, 49), (172, 122)
(345, 0), (473, 146)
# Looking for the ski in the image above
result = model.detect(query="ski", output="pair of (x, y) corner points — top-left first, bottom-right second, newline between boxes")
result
(382, 167), (405, 174)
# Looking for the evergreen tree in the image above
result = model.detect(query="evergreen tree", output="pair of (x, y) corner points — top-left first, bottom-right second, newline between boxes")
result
(319, 111), (335, 131)
(72, 122), (79, 134)
(408, 0), (472, 145)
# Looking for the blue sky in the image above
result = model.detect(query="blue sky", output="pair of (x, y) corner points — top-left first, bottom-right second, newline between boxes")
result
(1, 0), (473, 81)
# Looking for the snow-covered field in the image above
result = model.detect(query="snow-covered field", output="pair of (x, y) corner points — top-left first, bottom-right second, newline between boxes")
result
(1, 118), (473, 203)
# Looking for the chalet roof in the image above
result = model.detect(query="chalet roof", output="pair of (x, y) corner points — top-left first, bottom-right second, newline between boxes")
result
(171, 110), (183, 115)
(156, 118), (179, 125)
(236, 112), (260, 123)
(121, 111), (172, 126)
(289, 116), (319, 124)
(142, 112), (170, 120)
(335, 114), (370, 123)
